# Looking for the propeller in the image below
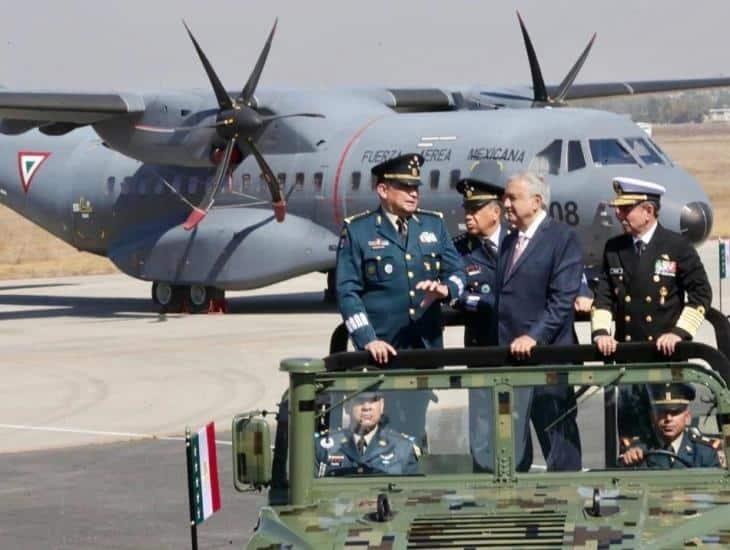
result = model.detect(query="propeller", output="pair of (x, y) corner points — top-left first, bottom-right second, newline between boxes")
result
(516, 11), (596, 106)
(181, 19), (324, 229)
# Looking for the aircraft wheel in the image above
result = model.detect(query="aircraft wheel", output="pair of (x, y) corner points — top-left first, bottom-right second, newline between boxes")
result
(153, 282), (184, 312)
(188, 284), (210, 313)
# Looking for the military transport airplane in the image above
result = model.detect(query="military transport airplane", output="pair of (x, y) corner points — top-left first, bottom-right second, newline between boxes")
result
(0, 14), (725, 311)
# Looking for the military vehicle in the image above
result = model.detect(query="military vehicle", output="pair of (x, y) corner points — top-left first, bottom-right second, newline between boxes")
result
(232, 327), (729, 548)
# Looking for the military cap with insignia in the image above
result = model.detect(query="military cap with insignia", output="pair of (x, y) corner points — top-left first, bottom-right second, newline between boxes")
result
(649, 383), (695, 410)
(610, 177), (666, 207)
(371, 153), (424, 187)
(455, 178), (502, 210)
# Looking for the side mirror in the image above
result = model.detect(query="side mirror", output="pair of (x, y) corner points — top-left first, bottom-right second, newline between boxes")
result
(232, 414), (272, 491)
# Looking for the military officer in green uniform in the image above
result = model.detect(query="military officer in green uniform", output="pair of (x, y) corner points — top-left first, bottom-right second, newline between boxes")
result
(315, 392), (421, 476)
(620, 383), (721, 468)
(591, 177), (712, 451)
(336, 153), (465, 442)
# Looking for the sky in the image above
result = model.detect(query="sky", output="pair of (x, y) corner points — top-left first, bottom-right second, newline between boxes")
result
(1, 0), (728, 91)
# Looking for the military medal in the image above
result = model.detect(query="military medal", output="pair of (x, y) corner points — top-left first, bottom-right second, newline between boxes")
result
(659, 286), (668, 305)
(320, 437), (334, 449)
(384, 263), (393, 274)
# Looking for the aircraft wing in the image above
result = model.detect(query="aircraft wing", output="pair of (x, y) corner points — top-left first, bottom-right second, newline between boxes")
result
(550, 77), (730, 101)
(0, 91), (144, 135)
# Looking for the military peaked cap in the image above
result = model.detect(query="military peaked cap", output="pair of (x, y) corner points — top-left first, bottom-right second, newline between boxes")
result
(371, 153), (424, 187)
(649, 383), (695, 409)
(610, 177), (666, 207)
(456, 178), (502, 210)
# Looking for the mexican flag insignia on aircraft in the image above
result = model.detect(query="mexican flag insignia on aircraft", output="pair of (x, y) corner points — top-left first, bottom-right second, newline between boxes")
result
(17, 151), (51, 193)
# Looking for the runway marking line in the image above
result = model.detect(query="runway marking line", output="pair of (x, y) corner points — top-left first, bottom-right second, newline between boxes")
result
(0, 423), (232, 446)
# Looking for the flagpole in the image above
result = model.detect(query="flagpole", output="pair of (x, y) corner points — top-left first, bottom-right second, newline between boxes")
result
(185, 426), (199, 550)
(719, 237), (725, 316)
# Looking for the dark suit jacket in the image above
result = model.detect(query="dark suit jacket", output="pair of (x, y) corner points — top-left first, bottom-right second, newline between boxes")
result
(592, 223), (712, 342)
(494, 215), (583, 345)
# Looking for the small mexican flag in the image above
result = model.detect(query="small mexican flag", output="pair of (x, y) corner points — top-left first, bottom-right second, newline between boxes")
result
(186, 422), (221, 525)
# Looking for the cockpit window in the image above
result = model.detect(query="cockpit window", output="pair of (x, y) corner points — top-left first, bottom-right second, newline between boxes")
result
(647, 137), (673, 165)
(530, 139), (562, 175)
(625, 137), (664, 165)
(567, 140), (586, 172)
(589, 139), (637, 166)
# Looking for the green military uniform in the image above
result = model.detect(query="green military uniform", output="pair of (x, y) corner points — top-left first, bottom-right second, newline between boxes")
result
(315, 425), (421, 476)
(623, 383), (722, 468)
(591, 178), (712, 448)
(335, 154), (465, 444)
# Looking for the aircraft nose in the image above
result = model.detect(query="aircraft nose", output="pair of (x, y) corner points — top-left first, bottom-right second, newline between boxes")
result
(680, 201), (713, 244)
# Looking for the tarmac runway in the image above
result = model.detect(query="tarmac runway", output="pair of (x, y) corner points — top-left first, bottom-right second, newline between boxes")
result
(0, 242), (727, 548)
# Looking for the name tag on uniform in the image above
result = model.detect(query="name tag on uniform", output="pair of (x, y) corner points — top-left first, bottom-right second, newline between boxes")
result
(609, 267), (623, 275)
(419, 231), (438, 244)
(655, 259), (677, 277)
(368, 238), (389, 250)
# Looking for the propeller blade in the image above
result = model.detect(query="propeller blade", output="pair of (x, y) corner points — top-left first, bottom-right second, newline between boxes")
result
(516, 11), (548, 104)
(239, 18), (278, 106)
(246, 137), (286, 222)
(183, 21), (234, 111)
(553, 32), (597, 103)
(183, 139), (236, 231)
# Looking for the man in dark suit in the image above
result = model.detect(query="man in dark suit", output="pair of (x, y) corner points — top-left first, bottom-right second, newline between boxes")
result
(494, 171), (584, 472)
(591, 177), (712, 449)
(620, 383), (721, 468)
(452, 176), (506, 471)
(336, 153), (465, 442)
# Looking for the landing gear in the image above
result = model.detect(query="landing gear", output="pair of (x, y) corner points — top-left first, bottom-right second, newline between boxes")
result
(151, 282), (227, 313)
(323, 269), (337, 303)
(152, 281), (184, 312)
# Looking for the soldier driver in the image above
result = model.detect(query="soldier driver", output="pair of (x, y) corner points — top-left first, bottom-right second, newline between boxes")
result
(620, 383), (721, 468)
(336, 153), (465, 442)
(315, 392), (421, 476)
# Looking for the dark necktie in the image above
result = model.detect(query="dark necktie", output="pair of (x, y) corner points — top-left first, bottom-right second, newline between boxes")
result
(396, 217), (408, 239)
(484, 239), (497, 257)
(356, 437), (366, 455)
(634, 240), (645, 257)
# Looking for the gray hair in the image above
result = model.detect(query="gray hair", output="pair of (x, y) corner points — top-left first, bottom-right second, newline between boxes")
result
(508, 170), (550, 209)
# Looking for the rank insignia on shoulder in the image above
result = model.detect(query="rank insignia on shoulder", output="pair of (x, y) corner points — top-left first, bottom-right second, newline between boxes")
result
(344, 210), (370, 224)
(416, 208), (443, 218)
(609, 267), (624, 275)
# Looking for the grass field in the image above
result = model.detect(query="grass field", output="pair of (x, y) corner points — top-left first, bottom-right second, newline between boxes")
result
(1, 123), (728, 280)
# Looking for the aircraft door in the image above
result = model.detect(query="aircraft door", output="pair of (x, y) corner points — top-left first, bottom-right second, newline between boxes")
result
(70, 141), (116, 255)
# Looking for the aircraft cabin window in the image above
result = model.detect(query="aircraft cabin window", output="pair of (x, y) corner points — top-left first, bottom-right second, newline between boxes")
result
(351, 171), (361, 191)
(121, 177), (133, 195)
(295, 172), (305, 188)
(313, 172), (323, 192)
(450, 169), (461, 189)
(625, 137), (664, 165)
(242, 173), (251, 190)
(647, 138), (672, 165)
(137, 179), (148, 195)
(188, 179), (199, 194)
(430, 170), (440, 190)
(277, 173), (287, 190)
(530, 139), (562, 175)
(589, 139), (637, 166)
(567, 140), (586, 172)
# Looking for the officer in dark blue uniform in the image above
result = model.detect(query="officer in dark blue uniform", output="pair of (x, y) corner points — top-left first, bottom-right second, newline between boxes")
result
(620, 383), (721, 468)
(336, 153), (465, 442)
(315, 392), (421, 476)
(452, 176), (506, 471)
